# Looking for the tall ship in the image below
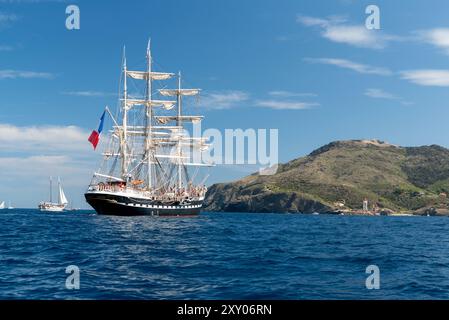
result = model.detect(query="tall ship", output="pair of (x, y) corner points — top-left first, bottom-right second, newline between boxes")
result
(85, 42), (213, 216)
(38, 177), (69, 212)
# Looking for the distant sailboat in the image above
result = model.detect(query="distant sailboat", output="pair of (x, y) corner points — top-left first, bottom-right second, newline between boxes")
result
(7, 201), (14, 209)
(38, 177), (69, 212)
(0, 201), (5, 210)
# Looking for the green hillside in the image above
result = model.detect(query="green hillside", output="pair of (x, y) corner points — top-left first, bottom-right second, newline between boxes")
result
(204, 140), (449, 214)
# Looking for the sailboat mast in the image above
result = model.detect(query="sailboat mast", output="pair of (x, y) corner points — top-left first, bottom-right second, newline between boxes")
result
(177, 71), (182, 190)
(146, 40), (153, 190)
(58, 177), (61, 205)
(121, 47), (128, 181)
(50, 176), (52, 203)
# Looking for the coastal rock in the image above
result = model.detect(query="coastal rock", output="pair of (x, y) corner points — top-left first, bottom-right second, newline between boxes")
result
(203, 183), (332, 213)
(413, 207), (449, 216)
(379, 208), (394, 216)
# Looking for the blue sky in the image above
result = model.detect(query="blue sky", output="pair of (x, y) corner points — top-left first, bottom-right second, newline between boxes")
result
(3, 0), (449, 207)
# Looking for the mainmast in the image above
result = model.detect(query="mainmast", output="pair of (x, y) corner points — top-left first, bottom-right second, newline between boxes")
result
(49, 176), (52, 203)
(145, 39), (153, 190)
(177, 71), (183, 190)
(121, 46), (128, 181)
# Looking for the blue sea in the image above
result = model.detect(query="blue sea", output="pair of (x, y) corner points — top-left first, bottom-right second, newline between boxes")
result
(1, 209), (449, 299)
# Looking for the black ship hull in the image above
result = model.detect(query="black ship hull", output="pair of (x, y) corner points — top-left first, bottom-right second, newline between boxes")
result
(85, 192), (202, 216)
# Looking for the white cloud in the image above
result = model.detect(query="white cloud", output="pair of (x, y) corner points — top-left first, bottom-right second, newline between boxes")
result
(268, 91), (317, 98)
(364, 88), (412, 106)
(297, 15), (332, 28)
(0, 123), (91, 153)
(304, 57), (392, 76)
(0, 69), (54, 79)
(296, 14), (346, 28)
(364, 88), (398, 100)
(297, 14), (397, 49)
(199, 90), (319, 110)
(400, 69), (449, 87)
(0, 155), (89, 179)
(322, 25), (387, 49)
(418, 28), (449, 55)
(200, 90), (250, 109)
(255, 100), (319, 110)
(62, 91), (116, 97)
(197, 88), (325, 111)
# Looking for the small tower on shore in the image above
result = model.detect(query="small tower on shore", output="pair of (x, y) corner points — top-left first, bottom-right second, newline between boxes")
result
(363, 198), (369, 212)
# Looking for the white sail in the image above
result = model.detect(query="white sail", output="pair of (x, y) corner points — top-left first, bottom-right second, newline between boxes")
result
(155, 115), (203, 124)
(124, 99), (176, 110)
(126, 71), (174, 80)
(58, 184), (68, 205)
(159, 89), (200, 97)
(0, 201), (4, 209)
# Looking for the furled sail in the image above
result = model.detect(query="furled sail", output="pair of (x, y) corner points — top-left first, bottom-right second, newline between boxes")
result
(179, 142), (211, 150)
(125, 99), (176, 110)
(117, 130), (174, 137)
(126, 71), (174, 81)
(155, 116), (203, 124)
(183, 162), (214, 167)
(159, 89), (200, 97)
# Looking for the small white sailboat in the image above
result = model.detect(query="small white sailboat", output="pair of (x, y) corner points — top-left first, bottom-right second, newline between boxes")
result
(7, 201), (14, 210)
(38, 177), (69, 212)
(0, 201), (5, 210)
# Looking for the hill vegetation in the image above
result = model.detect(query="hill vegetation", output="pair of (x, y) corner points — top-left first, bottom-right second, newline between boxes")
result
(204, 140), (449, 215)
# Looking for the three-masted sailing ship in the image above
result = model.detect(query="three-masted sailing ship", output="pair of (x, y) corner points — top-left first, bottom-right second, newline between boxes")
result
(85, 42), (213, 216)
(38, 177), (69, 212)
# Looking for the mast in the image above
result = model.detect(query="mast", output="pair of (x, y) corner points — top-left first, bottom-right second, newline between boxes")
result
(121, 46), (128, 181)
(58, 177), (61, 205)
(177, 71), (182, 190)
(146, 39), (153, 190)
(157, 73), (204, 189)
(49, 176), (52, 203)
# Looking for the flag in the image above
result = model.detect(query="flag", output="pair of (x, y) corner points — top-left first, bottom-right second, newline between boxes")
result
(88, 110), (106, 150)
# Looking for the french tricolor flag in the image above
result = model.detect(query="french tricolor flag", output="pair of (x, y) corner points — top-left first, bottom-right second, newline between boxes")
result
(88, 110), (106, 150)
